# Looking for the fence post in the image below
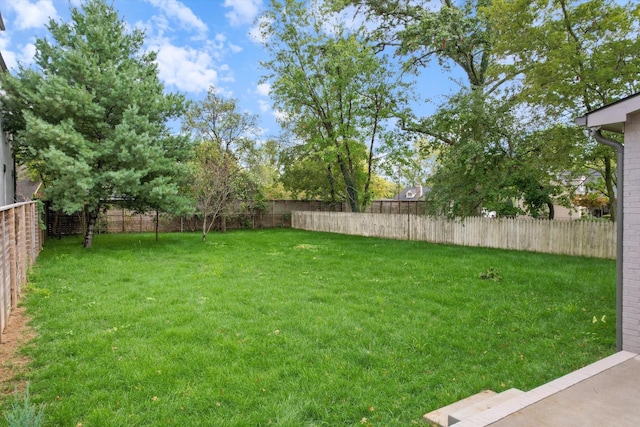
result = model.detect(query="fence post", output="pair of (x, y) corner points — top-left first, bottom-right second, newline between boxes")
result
(8, 208), (17, 309)
(27, 203), (36, 265)
(19, 205), (27, 288)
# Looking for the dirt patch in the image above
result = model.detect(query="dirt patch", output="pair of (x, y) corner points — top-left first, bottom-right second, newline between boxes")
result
(0, 306), (36, 396)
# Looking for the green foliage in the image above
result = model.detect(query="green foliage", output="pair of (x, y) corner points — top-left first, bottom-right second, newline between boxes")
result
(260, 0), (411, 211)
(423, 92), (577, 218)
(328, 0), (500, 91)
(574, 193), (608, 210)
(4, 385), (45, 427)
(182, 87), (260, 238)
(491, 0), (640, 115)
(479, 267), (502, 282)
(490, 0), (640, 220)
(0, 0), (191, 247)
(243, 139), (285, 198)
(379, 137), (436, 189)
(330, 0), (638, 219)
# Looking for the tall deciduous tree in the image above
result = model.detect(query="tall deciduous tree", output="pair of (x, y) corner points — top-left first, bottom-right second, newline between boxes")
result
(330, 0), (633, 219)
(183, 87), (259, 240)
(329, 0), (504, 94)
(260, 0), (409, 212)
(329, 0), (540, 216)
(489, 0), (640, 221)
(0, 0), (190, 247)
(422, 91), (579, 218)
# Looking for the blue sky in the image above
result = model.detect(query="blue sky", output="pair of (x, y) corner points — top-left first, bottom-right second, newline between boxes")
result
(0, 0), (460, 138)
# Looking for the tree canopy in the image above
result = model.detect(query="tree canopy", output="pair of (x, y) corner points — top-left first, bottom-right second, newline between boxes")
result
(182, 87), (260, 239)
(260, 0), (410, 212)
(0, 0), (191, 246)
(490, 0), (640, 220)
(329, 0), (639, 219)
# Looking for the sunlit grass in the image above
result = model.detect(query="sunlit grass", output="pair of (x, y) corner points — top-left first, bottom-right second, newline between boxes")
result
(9, 229), (615, 426)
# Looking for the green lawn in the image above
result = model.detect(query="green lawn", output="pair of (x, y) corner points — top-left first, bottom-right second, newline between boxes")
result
(7, 229), (615, 426)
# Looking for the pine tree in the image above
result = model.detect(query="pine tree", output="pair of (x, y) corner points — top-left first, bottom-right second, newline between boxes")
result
(0, 0), (192, 247)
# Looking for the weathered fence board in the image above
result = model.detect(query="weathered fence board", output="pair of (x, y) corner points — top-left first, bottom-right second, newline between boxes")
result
(292, 212), (616, 259)
(47, 200), (347, 235)
(0, 202), (43, 343)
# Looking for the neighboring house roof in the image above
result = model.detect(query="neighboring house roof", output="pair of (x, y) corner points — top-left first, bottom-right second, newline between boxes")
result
(16, 178), (41, 202)
(575, 92), (640, 134)
(395, 185), (428, 202)
(15, 166), (41, 202)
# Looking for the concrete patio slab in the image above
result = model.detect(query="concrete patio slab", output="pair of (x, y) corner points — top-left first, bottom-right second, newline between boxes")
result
(453, 351), (640, 427)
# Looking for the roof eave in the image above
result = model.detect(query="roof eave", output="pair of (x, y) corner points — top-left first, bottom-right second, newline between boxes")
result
(575, 92), (640, 134)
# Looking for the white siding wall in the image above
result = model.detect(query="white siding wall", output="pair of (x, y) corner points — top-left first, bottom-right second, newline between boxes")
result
(623, 111), (640, 353)
(0, 113), (14, 206)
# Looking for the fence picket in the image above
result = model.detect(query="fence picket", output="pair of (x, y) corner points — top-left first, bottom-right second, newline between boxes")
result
(0, 202), (44, 342)
(292, 212), (616, 259)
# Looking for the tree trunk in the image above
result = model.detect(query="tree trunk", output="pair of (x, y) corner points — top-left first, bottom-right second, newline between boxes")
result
(202, 213), (207, 241)
(326, 165), (337, 203)
(53, 210), (61, 240)
(604, 155), (616, 222)
(345, 177), (360, 213)
(546, 200), (555, 220)
(336, 159), (359, 212)
(83, 204), (101, 248)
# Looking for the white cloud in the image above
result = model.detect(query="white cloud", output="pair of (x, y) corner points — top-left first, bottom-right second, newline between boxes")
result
(254, 83), (271, 113)
(144, 0), (208, 38)
(249, 15), (271, 44)
(18, 43), (37, 66)
(217, 64), (235, 83)
(258, 99), (270, 113)
(146, 15), (170, 38)
(7, 0), (59, 30)
(2, 52), (17, 71)
(211, 33), (227, 51)
(0, 38), (17, 71)
(228, 42), (242, 53)
(273, 109), (288, 122)
(0, 32), (36, 70)
(0, 34), (11, 54)
(256, 82), (270, 97)
(224, 0), (262, 26)
(151, 41), (218, 93)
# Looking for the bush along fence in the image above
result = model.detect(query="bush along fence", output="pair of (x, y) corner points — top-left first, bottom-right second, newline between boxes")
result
(292, 211), (617, 259)
(0, 201), (44, 342)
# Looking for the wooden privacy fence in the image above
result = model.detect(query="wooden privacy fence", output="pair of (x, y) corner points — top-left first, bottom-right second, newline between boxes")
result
(46, 201), (434, 236)
(292, 211), (616, 259)
(47, 200), (346, 235)
(0, 202), (43, 342)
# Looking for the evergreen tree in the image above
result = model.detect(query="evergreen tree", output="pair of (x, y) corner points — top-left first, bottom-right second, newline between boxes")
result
(0, 0), (191, 247)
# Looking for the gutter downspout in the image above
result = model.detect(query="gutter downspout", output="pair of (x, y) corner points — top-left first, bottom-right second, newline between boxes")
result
(592, 129), (623, 351)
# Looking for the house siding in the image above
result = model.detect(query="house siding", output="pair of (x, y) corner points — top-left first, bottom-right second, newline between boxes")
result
(623, 110), (640, 353)
(0, 106), (14, 206)
(0, 11), (14, 206)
